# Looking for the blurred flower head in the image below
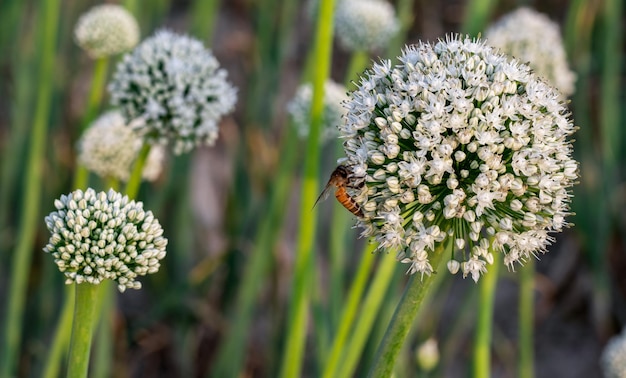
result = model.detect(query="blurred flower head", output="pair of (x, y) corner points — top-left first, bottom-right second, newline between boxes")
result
(44, 188), (167, 292)
(334, 0), (400, 52)
(74, 4), (139, 59)
(108, 30), (238, 154)
(287, 80), (348, 144)
(340, 35), (577, 281)
(416, 338), (439, 372)
(485, 7), (576, 97)
(77, 110), (165, 182)
(602, 329), (626, 378)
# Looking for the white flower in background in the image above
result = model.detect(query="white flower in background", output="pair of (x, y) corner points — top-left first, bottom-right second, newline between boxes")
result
(485, 7), (576, 97)
(77, 110), (165, 182)
(340, 35), (577, 282)
(108, 30), (238, 154)
(44, 189), (168, 292)
(335, 0), (400, 52)
(74, 4), (139, 58)
(287, 80), (349, 144)
(602, 329), (626, 378)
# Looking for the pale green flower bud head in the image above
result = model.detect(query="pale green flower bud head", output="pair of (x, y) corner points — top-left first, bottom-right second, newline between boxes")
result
(287, 80), (349, 144)
(485, 7), (576, 97)
(108, 30), (238, 154)
(44, 188), (168, 292)
(340, 35), (577, 281)
(74, 4), (139, 58)
(77, 110), (165, 182)
(335, 0), (400, 52)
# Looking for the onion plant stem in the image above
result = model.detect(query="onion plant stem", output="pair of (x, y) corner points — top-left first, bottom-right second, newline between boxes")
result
(367, 243), (446, 378)
(278, 0), (335, 376)
(473, 251), (500, 378)
(124, 143), (151, 200)
(0, 0), (60, 375)
(518, 258), (534, 378)
(66, 283), (102, 378)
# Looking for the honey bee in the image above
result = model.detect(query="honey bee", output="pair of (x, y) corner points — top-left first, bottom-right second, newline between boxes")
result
(315, 165), (363, 217)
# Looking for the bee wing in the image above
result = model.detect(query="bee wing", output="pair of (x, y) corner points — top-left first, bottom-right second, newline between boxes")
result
(313, 181), (334, 209)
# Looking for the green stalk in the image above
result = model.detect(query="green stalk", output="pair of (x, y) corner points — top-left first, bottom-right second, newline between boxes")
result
(66, 283), (102, 378)
(210, 126), (299, 377)
(599, 0), (622, 168)
(367, 243), (447, 378)
(518, 259), (534, 378)
(190, 0), (221, 42)
(42, 286), (75, 378)
(92, 281), (114, 378)
(73, 58), (110, 190)
(278, 0), (335, 376)
(323, 242), (377, 378)
(473, 251), (500, 378)
(460, 0), (498, 37)
(336, 251), (398, 378)
(0, 0), (60, 375)
(124, 143), (151, 200)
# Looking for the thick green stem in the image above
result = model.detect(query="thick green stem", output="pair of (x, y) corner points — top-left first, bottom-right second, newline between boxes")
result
(67, 283), (102, 378)
(278, 0), (335, 376)
(518, 259), (534, 378)
(0, 0), (60, 375)
(473, 252), (500, 378)
(124, 143), (151, 200)
(368, 244), (446, 378)
(190, 0), (220, 42)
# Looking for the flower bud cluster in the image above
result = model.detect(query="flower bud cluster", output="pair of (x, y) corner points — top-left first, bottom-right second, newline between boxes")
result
(334, 0), (399, 52)
(108, 30), (238, 154)
(485, 7), (576, 97)
(78, 110), (165, 182)
(340, 35), (577, 281)
(287, 80), (348, 144)
(74, 4), (139, 58)
(44, 189), (168, 292)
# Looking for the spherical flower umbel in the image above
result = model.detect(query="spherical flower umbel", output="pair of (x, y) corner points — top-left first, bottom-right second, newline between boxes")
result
(601, 329), (626, 378)
(78, 110), (165, 182)
(340, 35), (577, 282)
(287, 80), (349, 143)
(44, 188), (168, 292)
(108, 30), (238, 154)
(74, 4), (139, 58)
(334, 0), (400, 52)
(484, 7), (576, 97)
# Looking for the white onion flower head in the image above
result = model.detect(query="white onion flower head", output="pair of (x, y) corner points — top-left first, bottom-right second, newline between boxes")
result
(602, 329), (626, 378)
(44, 188), (168, 292)
(108, 30), (238, 155)
(485, 7), (576, 97)
(340, 35), (577, 282)
(74, 4), (139, 58)
(287, 80), (349, 143)
(335, 0), (400, 52)
(78, 110), (165, 182)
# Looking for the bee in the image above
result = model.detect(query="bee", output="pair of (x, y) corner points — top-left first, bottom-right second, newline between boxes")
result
(315, 165), (363, 217)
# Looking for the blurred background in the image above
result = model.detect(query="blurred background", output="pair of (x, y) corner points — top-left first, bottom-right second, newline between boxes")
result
(0, 0), (624, 377)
